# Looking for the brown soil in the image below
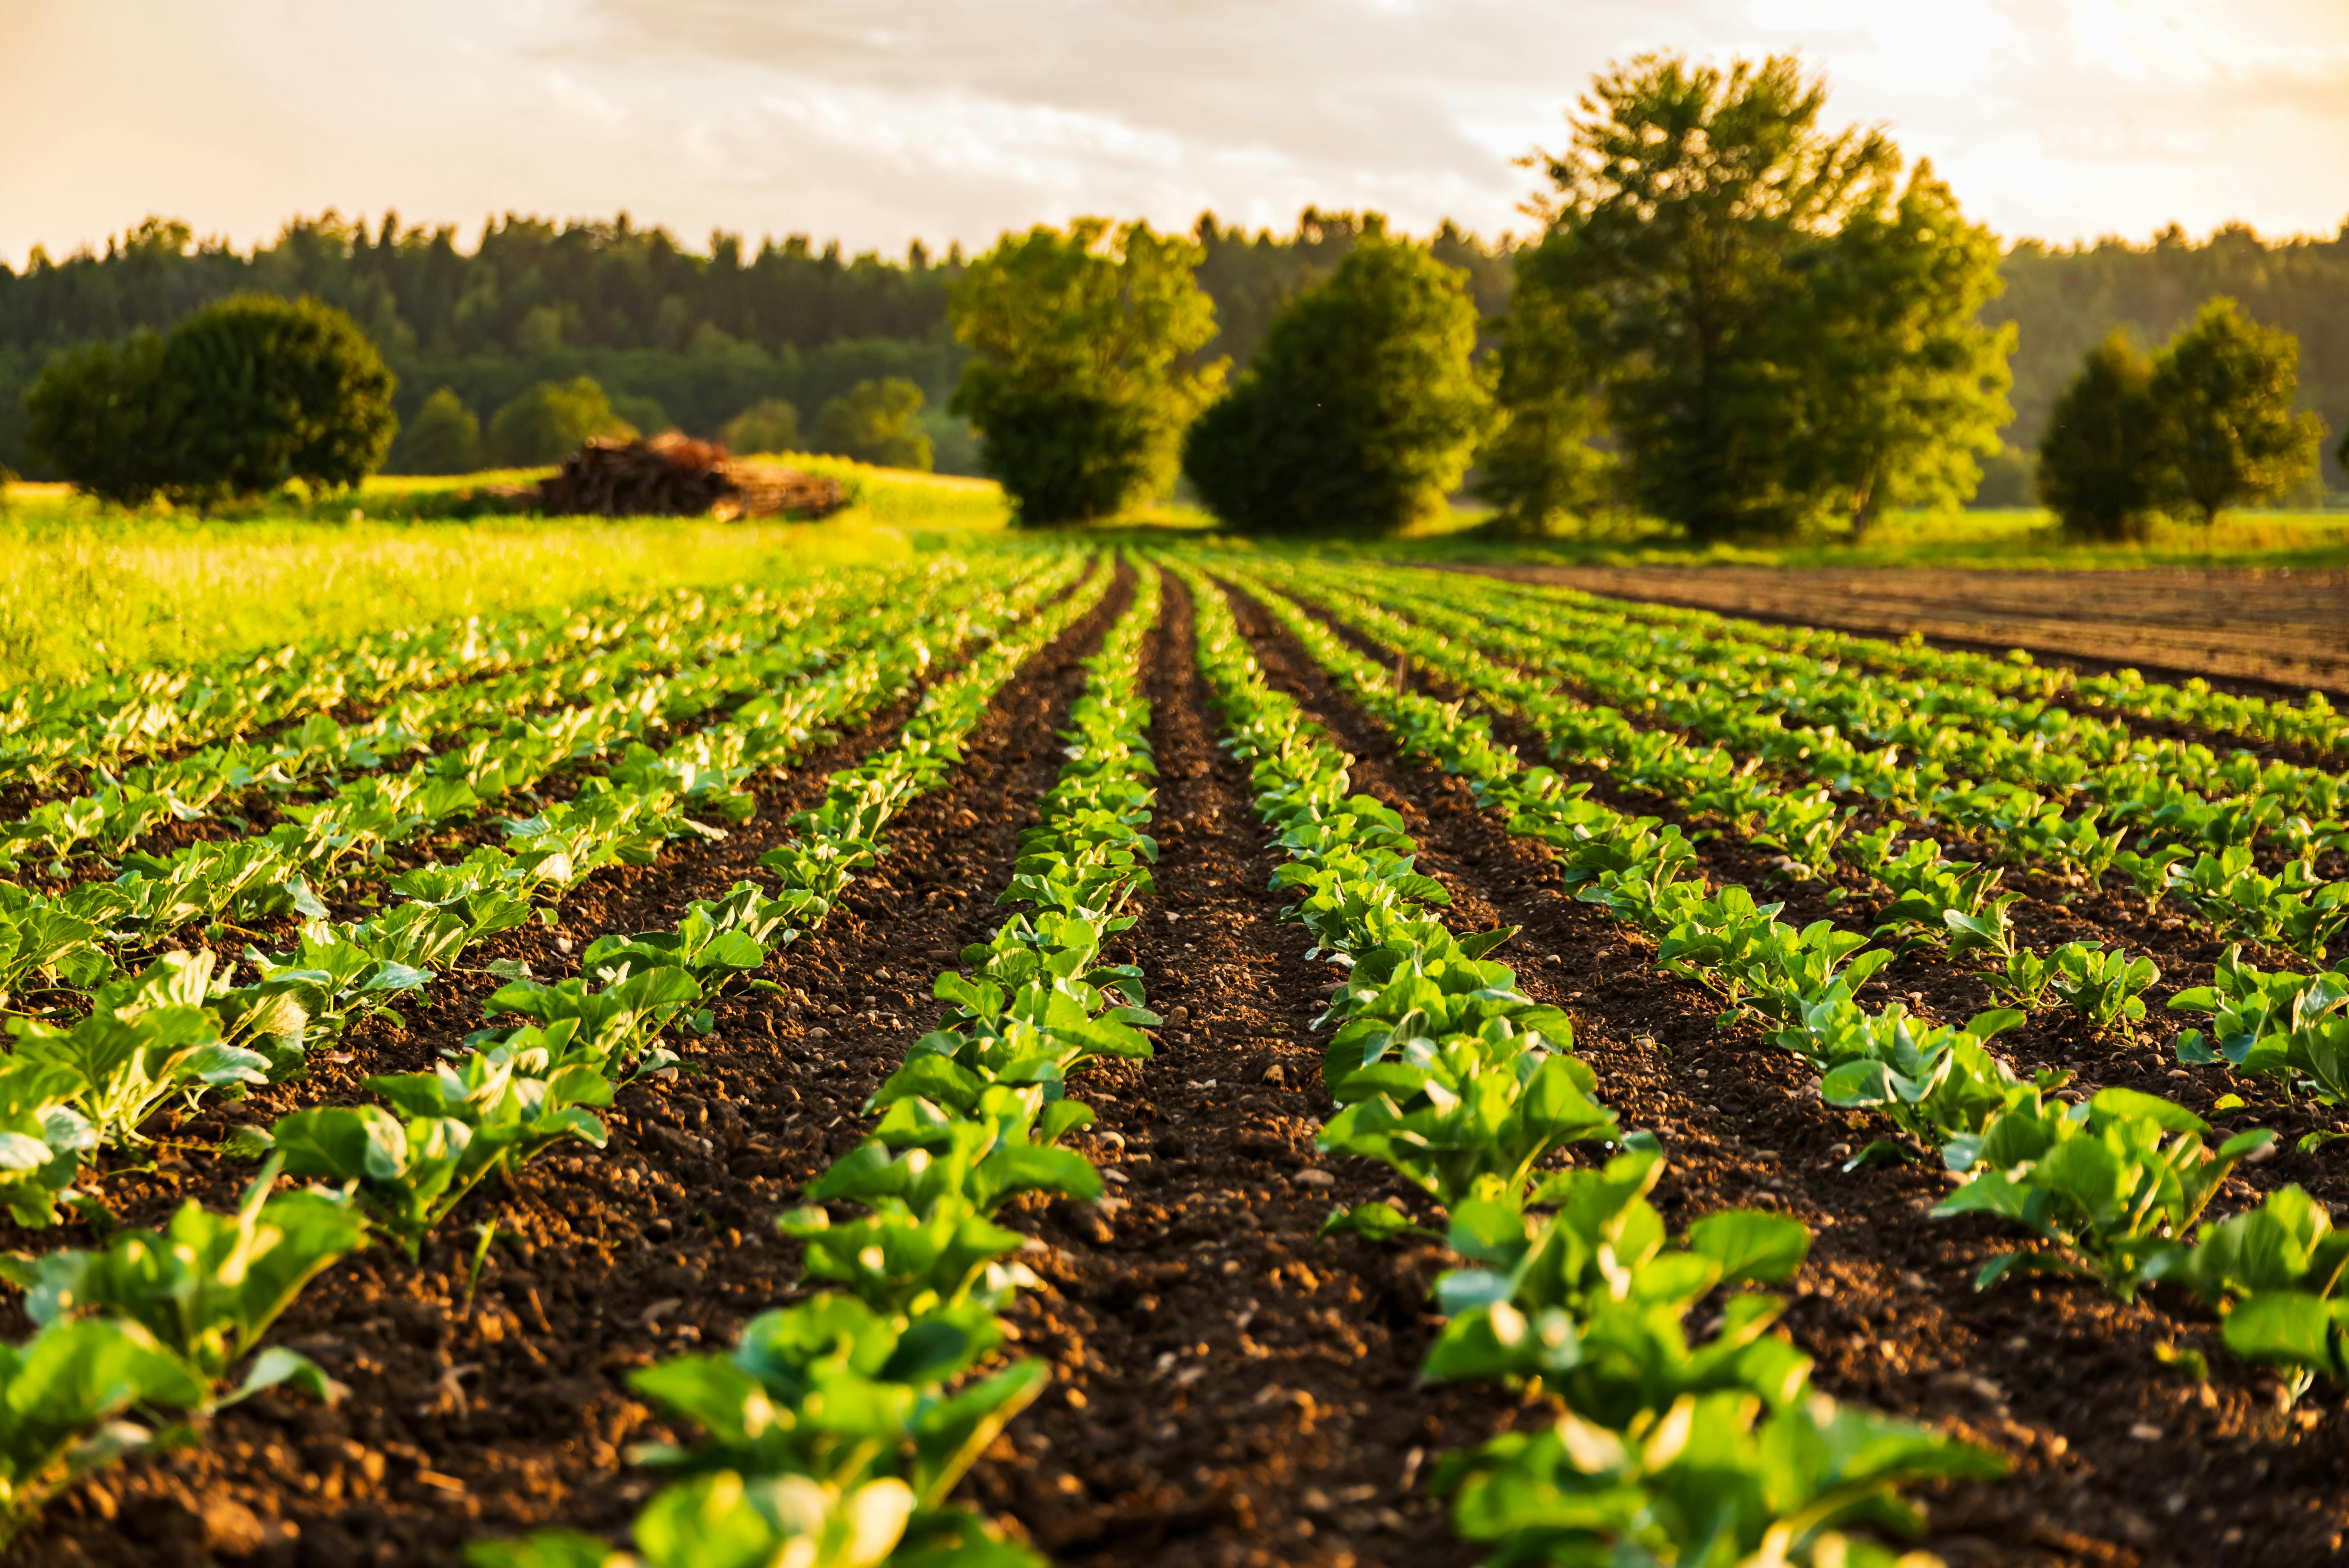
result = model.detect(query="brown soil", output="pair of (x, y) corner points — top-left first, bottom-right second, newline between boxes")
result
(1454, 563), (2349, 700)
(9, 564), (2348, 1568)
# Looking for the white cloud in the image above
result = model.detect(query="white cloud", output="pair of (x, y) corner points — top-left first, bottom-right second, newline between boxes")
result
(1, 0), (2345, 267)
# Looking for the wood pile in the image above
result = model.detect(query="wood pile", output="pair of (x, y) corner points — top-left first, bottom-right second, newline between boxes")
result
(534, 433), (846, 520)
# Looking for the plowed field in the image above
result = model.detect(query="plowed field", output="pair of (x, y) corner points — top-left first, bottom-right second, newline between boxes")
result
(4, 549), (2345, 1568)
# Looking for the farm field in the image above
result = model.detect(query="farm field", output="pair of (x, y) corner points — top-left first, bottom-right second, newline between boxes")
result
(1457, 561), (2349, 696)
(0, 543), (2345, 1568)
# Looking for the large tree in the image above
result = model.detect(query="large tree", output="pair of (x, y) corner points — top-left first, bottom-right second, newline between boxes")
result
(949, 219), (1222, 525)
(1788, 163), (2014, 534)
(2148, 296), (2324, 525)
(2037, 331), (2162, 541)
(1508, 52), (2011, 542)
(1183, 225), (1490, 535)
(1470, 273), (1611, 535)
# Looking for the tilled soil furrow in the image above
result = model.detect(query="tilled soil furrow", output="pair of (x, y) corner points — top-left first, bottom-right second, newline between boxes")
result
(960, 572), (1497, 1568)
(1221, 579), (2349, 1568)
(1439, 564), (2349, 777)
(4, 573), (1127, 1568)
(1454, 563), (2349, 702)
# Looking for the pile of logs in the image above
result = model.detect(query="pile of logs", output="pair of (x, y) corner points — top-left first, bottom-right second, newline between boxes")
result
(533, 434), (846, 519)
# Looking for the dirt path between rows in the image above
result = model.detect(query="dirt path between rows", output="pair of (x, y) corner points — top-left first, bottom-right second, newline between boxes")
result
(1446, 563), (2349, 698)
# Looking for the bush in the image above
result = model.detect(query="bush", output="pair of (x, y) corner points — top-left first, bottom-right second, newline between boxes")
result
(2038, 331), (2162, 541)
(2148, 297), (2324, 525)
(814, 378), (932, 471)
(487, 376), (635, 467)
(1184, 227), (1490, 535)
(23, 330), (178, 506)
(27, 296), (396, 506)
(950, 218), (1223, 526)
(395, 388), (483, 475)
(159, 294), (398, 501)
(720, 397), (801, 455)
(960, 389), (1159, 524)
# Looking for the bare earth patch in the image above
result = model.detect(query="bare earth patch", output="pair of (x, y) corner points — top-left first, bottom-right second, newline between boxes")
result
(1452, 564), (2349, 697)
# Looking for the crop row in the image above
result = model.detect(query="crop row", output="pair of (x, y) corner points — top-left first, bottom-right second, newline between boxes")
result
(1471, 572), (2349, 759)
(0, 551), (1064, 1047)
(1274, 559), (2349, 972)
(0, 551), (1109, 1546)
(0, 560), (932, 867)
(1169, 559), (2000, 1566)
(477, 558), (1163, 1567)
(1257, 561), (2349, 1128)
(1411, 568), (2349, 846)
(1216, 561), (2349, 1418)
(0, 576), (861, 789)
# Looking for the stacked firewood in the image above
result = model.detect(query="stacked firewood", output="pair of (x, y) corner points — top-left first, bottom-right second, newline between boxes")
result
(534, 434), (846, 519)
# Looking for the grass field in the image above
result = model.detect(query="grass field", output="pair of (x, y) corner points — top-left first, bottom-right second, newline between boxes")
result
(0, 457), (1005, 690)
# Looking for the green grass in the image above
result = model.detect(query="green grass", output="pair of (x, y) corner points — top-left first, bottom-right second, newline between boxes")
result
(0, 481), (916, 691)
(0, 455), (1024, 690)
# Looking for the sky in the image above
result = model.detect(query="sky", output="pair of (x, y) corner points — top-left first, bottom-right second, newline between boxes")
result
(4, 0), (2348, 269)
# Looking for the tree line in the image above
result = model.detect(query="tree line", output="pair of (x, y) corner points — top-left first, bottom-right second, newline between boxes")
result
(0, 207), (1510, 484)
(8, 51), (2341, 534)
(944, 53), (2331, 536)
(25, 287), (940, 507)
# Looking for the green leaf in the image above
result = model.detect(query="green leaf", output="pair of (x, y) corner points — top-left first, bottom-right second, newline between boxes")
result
(1685, 1210), (1811, 1285)
(2223, 1291), (2342, 1379)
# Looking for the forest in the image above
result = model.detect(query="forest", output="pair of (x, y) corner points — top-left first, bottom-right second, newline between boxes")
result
(0, 207), (2343, 490)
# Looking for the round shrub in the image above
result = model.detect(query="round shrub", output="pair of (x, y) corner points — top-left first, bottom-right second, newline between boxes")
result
(1183, 229), (1488, 535)
(160, 294), (398, 500)
(23, 330), (177, 506)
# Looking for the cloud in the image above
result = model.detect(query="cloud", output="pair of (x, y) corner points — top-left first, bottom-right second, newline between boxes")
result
(2, 0), (2345, 267)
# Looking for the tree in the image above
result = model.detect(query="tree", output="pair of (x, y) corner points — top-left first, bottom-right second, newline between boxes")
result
(1472, 268), (1610, 535)
(395, 387), (482, 474)
(1788, 162), (2014, 534)
(950, 218), (1223, 524)
(815, 378), (933, 470)
(2037, 331), (2162, 540)
(721, 397), (801, 455)
(487, 376), (635, 467)
(1184, 226), (1491, 535)
(159, 294), (398, 500)
(1516, 52), (2021, 542)
(2147, 296), (2324, 524)
(23, 330), (177, 506)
